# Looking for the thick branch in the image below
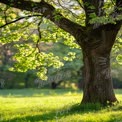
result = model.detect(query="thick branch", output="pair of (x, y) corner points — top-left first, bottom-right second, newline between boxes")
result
(0, 0), (85, 38)
(82, 0), (104, 25)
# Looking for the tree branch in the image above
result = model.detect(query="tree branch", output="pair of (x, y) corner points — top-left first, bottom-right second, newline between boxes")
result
(57, 0), (79, 18)
(116, 0), (122, 15)
(36, 19), (43, 53)
(0, 15), (42, 28)
(110, 0), (122, 25)
(0, 0), (86, 38)
(82, 0), (104, 25)
(75, 0), (84, 10)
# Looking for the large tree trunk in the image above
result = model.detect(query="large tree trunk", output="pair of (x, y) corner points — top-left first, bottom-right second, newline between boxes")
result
(80, 29), (119, 105)
(81, 51), (117, 105)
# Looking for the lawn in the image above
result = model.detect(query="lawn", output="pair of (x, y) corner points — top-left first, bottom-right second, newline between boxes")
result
(0, 89), (122, 122)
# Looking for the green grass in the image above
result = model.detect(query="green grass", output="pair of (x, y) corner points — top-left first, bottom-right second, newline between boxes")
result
(0, 89), (122, 122)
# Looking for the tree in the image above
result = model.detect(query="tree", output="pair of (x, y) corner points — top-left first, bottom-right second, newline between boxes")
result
(0, 0), (122, 105)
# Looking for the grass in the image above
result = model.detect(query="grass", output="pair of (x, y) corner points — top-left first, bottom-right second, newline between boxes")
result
(0, 88), (122, 122)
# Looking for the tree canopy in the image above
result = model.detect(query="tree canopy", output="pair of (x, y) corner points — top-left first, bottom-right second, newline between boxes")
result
(0, 0), (121, 79)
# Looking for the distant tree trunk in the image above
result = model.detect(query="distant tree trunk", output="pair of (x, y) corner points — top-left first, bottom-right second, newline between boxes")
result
(24, 73), (30, 88)
(51, 80), (63, 89)
(51, 82), (57, 89)
(80, 26), (120, 105)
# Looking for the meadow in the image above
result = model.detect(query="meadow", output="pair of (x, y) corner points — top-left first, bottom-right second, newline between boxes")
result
(0, 89), (122, 122)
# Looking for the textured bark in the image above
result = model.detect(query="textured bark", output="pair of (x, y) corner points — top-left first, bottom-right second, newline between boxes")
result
(81, 51), (117, 104)
(80, 27), (121, 105)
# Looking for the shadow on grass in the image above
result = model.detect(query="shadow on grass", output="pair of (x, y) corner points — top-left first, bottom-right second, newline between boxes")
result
(2, 103), (122, 122)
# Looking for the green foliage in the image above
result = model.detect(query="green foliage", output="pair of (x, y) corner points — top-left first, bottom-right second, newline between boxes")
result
(0, 5), (82, 79)
(0, 1), (121, 80)
(89, 15), (122, 25)
(112, 29), (122, 65)
(87, 0), (122, 25)
(11, 43), (64, 80)
(116, 54), (122, 65)
(115, 37), (122, 65)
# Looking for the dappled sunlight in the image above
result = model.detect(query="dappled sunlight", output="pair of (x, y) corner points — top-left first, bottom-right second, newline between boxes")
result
(0, 89), (122, 121)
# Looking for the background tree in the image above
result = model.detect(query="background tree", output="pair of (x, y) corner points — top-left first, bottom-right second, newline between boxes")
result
(0, 0), (122, 105)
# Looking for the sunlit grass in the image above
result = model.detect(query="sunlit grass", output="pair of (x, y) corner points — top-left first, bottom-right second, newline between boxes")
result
(0, 89), (122, 122)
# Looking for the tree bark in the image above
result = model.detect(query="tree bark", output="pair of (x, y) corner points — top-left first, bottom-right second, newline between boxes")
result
(80, 28), (120, 105)
(81, 50), (117, 105)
